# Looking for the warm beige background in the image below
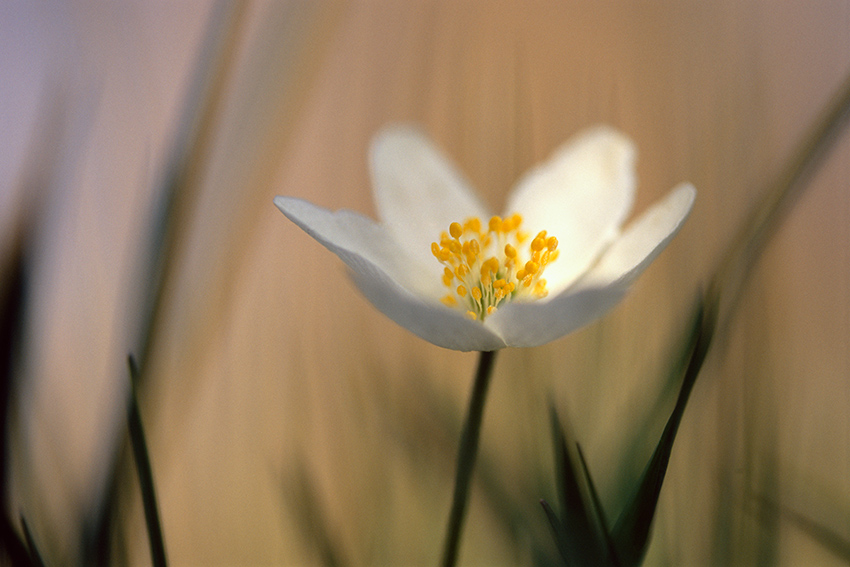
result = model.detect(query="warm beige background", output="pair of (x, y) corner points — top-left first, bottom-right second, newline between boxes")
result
(3, 1), (849, 565)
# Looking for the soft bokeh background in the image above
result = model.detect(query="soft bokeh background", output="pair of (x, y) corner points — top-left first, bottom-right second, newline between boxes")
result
(2, 1), (848, 565)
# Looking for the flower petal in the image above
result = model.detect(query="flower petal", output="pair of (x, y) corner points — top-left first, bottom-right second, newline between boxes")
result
(370, 125), (490, 267)
(274, 196), (505, 351)
(575, 183), (696, 289)
(349, 267), (506, 351)
(506, 126), (637, 291)
(274, 196), (434, 295)
(487, 183), (696, 349)
(486, 286), (629, 348)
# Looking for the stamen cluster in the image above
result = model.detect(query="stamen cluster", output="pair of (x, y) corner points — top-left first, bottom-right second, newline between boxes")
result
(431, 214), (559, 321)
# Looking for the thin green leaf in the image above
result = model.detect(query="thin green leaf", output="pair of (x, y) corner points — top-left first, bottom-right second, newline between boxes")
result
(539, 499), (570, 564)
(284, 462), (348, 567)
(757, 496), (850, 563)
(612, 301), (710, 567)
(20, 517), (44, 567)
(574, 445), (619, 566)
(127, 356), (168, 567)
(548, 406), (614, 566)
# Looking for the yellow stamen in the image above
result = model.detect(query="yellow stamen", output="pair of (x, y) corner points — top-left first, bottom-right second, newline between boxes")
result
(432, 215), (559, 320)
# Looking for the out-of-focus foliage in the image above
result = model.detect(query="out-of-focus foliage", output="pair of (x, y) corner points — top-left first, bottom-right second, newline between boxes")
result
(1, 2), (848, 566)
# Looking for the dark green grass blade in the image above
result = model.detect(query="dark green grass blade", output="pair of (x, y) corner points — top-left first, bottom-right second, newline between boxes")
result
(127, 356), (167, 567)
(284, 463), (348, 567)
(539, 499), (571, 564)
(19, 518), (44, 567)
(611, 302), (711, 567)
(547, 407), (614, 566)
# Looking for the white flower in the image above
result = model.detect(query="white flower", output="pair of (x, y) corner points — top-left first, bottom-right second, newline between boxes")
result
(274, 125), (695, 351)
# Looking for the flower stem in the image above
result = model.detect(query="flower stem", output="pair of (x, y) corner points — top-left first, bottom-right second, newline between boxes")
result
(440, 349), (498, 567)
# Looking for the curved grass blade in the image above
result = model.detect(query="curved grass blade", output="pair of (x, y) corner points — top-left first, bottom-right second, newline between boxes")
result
(611, 301), (710, 567)
(127, 356), (167, 567)
(546, 406), (618, 566)
(19, 517), (44, 567)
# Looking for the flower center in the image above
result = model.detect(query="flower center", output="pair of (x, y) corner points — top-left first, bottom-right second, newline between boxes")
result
(431, 214), (559, 321)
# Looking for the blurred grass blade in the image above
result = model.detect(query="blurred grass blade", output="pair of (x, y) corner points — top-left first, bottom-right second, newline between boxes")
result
(134, 0), (248, 378)
(284, 462), (348, 567)
(127, 356), (167, 567)
(547, 406), (616, 566)
(19, 517), (44, 567)
(708, 69), (850, 325)
(575, 445), (619, 564)
(758, 497), (850, 563)
(0, 234), (36, 566)
(539, 499), (570, 563)
(612, 301), (709, 567)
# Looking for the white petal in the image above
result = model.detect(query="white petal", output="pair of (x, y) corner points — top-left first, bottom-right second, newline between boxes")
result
(274, 196), (430, 292)
(576, 183), (696, 289)
(370, 125), (490, 267)
(349, 267), (506, 351)
(274, 196), (505, 351)
(487, 183), (696, 349)
(506, 125), (637, 290)
(485, 286), (629, 348)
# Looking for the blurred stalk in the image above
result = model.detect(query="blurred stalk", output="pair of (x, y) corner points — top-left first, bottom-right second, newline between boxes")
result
(127, 356), (167, 567)
(133, 0), (249, 377)
(440, 350), (497, 567)
(84, 3), (250, 563)
(708, 70), (850, 326)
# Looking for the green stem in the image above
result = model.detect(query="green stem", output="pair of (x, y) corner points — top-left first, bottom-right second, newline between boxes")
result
(440, 350), (498, 567)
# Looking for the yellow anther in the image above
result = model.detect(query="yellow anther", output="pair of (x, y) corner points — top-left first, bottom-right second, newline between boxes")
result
(434, 213), (559, 321)
(531, 236), (546, 252)
(534, 279), (548, 297)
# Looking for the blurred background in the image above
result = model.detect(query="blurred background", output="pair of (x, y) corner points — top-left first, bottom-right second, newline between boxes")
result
(1, 1), (848, 565)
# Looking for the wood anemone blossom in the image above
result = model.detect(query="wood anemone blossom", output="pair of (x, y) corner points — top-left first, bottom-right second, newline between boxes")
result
(274, 125), (695, 351)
